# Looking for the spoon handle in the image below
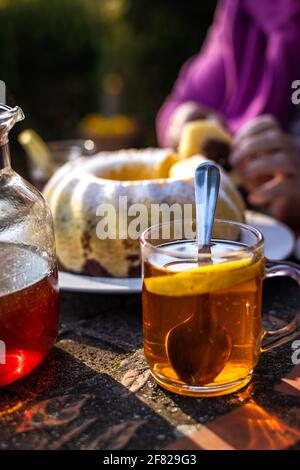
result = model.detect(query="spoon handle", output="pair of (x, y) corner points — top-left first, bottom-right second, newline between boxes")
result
(194, 162), (220, 249)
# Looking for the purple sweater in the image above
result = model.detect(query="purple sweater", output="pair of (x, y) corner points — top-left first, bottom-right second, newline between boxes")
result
(157, 0), (300, 146)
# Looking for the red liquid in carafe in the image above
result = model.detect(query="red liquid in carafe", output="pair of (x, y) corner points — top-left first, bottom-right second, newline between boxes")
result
(0, 243), (59, 386)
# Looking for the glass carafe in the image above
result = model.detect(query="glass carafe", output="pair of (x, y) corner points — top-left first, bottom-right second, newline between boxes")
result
(0, 104), (59, 387)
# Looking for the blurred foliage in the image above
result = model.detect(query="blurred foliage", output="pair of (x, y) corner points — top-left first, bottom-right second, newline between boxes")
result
(0, 0), (217, 143)
(98, 0), (217, 143)
(0, 0), (100, 139)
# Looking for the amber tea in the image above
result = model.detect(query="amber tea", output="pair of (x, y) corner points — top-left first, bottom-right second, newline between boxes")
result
(0, 243), (59, 387)
(142, 239), (264, 396)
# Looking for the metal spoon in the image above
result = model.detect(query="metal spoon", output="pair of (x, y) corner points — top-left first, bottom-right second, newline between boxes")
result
(195, 162), (220, 256)
(166, 162), (232, 385)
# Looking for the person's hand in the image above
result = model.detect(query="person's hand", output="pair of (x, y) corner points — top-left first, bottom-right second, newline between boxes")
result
(166, 102), (225, 148)
(230, 115), (300, 226)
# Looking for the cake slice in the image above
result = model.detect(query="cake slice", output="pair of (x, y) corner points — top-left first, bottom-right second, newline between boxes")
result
(178, 120), (232, 170)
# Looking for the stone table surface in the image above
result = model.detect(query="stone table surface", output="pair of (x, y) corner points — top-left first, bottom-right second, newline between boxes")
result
(0, 277), (299, 450)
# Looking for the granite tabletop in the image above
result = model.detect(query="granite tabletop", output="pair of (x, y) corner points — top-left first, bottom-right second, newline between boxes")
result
(0, 276), (299, 451)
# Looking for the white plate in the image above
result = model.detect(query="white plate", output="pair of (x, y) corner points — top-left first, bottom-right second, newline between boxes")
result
(59, 271), (142, 294)
(246, 210), (295, 260)
(59, 210), (295, 294)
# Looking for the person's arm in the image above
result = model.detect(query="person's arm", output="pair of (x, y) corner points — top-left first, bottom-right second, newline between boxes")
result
(156, 20), (226, 148)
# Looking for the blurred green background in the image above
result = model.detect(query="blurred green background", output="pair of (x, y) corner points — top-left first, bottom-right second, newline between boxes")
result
(0, 0), (217, 146)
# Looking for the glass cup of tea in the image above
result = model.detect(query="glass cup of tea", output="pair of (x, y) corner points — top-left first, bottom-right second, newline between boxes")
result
(141, 219), (300, 397)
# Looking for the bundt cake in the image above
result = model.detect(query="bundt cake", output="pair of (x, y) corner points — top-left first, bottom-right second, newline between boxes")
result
(44, 148), (244, 278)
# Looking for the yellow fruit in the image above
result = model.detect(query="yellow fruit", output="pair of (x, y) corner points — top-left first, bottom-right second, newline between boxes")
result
(144, 257), (263, 297)
(110, 115), (136, 135)
(79, 113), (136, 137)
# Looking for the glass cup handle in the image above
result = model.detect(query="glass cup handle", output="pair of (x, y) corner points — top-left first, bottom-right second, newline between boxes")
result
(262, 260), (300, 352)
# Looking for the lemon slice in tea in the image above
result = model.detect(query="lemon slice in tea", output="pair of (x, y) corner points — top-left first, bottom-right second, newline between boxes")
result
(144, 256), (263, 297)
